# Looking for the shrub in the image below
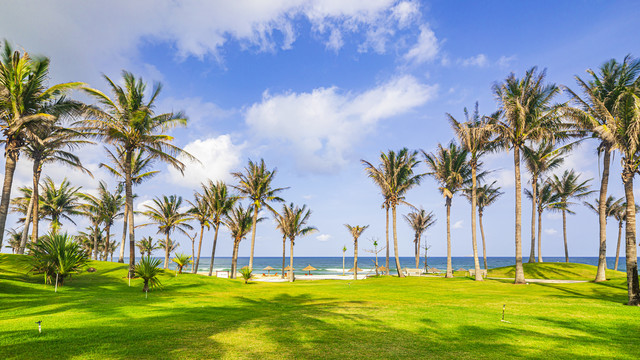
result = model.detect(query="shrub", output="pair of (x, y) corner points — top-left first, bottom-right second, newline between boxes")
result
(135, 256), (163, 292)
(26, 232), (89, 286)
(171, 253), (192, 274)
(239, 267), (253, 284)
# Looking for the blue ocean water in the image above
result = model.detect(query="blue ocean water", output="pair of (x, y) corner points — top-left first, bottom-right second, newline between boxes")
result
(123, 256), (638, 275)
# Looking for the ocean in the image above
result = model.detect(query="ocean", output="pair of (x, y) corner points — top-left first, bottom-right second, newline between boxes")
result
(123, 256), (639, 275)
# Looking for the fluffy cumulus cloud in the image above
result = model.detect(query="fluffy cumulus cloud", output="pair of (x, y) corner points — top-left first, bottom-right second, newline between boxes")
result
(404, 25), (440, 64)
(168, 135), (244, 187)
(245, 75), (437, 172)
(544, 228), (558, 235)
(460, 54), (489, 67)
(452, 220), (463, 229)
(317, 234), (332, 242)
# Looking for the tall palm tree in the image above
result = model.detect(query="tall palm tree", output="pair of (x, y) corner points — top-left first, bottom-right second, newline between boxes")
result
(550, 170), (593, 263)
(342, 245), (347, 276)
(403, 208), (436, 269)
(564, 56), (640, 282)
(522, 141), (566, 263)
(464, 181), (503, 269)
(491, 67), (564, 284)
(423, 143), (471, 278)
(83, 71), (192, 277)
(136, 236), (159, 257)
(202, 180), (238, 276)
(232, 158), (286, 270)
(282, 203), (316, 282)
(5, 228), (21, 253)
(157, 237), (179, 259)
(362, 148), (422, 277)
(0, 40), (83, 248)
(361, 159), (392, 275)
(448, 102), (496, 280)
(187, 191), (211, 274)
(584, 195), (622, 271)
(225, 204), (255, 279)
(79, 191), (103, 260)
(611, 202), (638, 271)
(525, 180), (560, 263)
(38, 177), (82, 232)
(272, 206), (289, 280)
(143, 195), (193, 269)
(100, 146), (160, 263)
(97, 182), (125, 261)
(345, 224), (368, 280)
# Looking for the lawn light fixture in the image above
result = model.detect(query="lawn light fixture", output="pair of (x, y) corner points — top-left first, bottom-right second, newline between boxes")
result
(36, 321), (42, 334)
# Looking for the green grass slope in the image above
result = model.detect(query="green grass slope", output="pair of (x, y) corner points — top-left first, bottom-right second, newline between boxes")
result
(1, 254), (638, 359)
(487, 262), (626, 280)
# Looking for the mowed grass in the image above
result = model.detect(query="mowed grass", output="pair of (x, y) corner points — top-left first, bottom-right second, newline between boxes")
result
(1, 254), (638, 360)
(488, 262), (627, 280)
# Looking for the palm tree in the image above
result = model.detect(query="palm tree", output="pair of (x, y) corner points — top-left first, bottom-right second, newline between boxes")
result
(5, 228), (21, 253)
(83, 71), (192, 277)
(584, 195), (623, 271)
(0, 40), (83, 249)
(187, 191), (211, 274)
(97, 182), (125, 261)
(172, 253), (192, 274)
(361, 159), (392, 276)
(281, 203), (316, 282)
(525, 180), (560, 263)
(135, 256), (163, 293)
(404, 208), (436, 269)
(225, 204), (254, 279)
(611, 202), (638, 271)
(107, 241), (119, 262)
(448, 103), (496, 280)
(202, 180), (238, 276)
(423, 143), (471, 278)
(157, 237), (179, 258)
(272, 206), (289, 280)
(38, 177), (82, 232)
(232, 159), (286, 270)
(464, 181), (503, 269)
(564, 55), (640, 282)
(136, 236), (158, 257)
(19, 118), (91, 253)
(550, 170), (593, 263)
(100, 146), (160, 263)
(522, 141), (566, 263)
(342, 245), (347, 276)
(491, 67), (564, 284)
(345, 224), (368, 280)
(362, 148), (422, 277)
(79, 191), (103, 260)
(143, 195), (193, 269)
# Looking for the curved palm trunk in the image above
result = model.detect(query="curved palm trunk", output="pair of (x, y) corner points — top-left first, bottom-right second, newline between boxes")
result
(622, 172), (640, 306)
(595, 146), (611, 282)
(18, 190), (35, 253)
(281, 236), (286, 280)
(471, 166), (482, 281)
(193, 224), (204, 274)
(104, 225), (111, 261)
(31, 165), (43, 244)
(615, 220), (622, 271)
(445, 197), (453, 278)
(249, 207), (258, 270)
(528, 177), (537, 263)
(231, 239), (239, 279)
(354, 238), (358, 280)
(118, 207), (127, 263)
(0, 146), (19, 249)
(537, 209), (543, 263)
(513, 147), (526, 284)
(479, 210), (488, 270)
(163, 233), (170, 269)
(385, 206), (390, 275)
(289, 238), (295, 282)
(125, 151), (136, 278)
(92, 223), (99, 260)
(208, 223), (220, 276)
(414, 236), (419, 269)
(562, 209), (569, 263)
(392, 206), (404, 277)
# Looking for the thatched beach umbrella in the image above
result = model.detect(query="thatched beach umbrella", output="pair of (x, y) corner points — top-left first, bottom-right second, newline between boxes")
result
(348, 267), (363, 273)
(302, 264), (316, 275)
(377, 266), (388, 273)
(263, 266), (275, 274)
(457, 268), (466, 272)
(241, 265), (250, 270)
(284, 266), (295, 271)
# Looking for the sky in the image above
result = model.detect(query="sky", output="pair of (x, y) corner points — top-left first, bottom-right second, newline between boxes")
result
(1, 0), (639, 259)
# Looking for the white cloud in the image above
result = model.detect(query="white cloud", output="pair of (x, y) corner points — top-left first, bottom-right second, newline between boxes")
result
(544, 228), (558, 235)
(168, 135), (244, 187)
(497, 55), (517, 68)
(392, 1), (420, 28)
(245, 75), (437, 172)
(453, 220), (463, 229)
(404, 24), (439, 64)
(460, 54), (488, 67)
(317, 234), (332, 242)
(487, 169), (515, 189)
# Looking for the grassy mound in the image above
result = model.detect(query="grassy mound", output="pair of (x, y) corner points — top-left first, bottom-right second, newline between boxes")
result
(487, 262), (626, 280)
(1, 254), (638, 359)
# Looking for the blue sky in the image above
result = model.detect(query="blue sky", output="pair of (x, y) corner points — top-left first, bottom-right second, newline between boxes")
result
(1, 1), (639, 259)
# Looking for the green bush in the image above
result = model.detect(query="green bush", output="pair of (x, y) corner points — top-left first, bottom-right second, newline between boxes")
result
(135, 256), (163, 292)
(239, 267), (252, 284)
(26, 232), (89, 286)
(171, 253), (192, 274)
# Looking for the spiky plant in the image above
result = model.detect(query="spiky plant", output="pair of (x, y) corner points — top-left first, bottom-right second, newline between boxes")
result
(239, 267), (253, 284)
(26, 232), (89, 285)
(135, 256), (163, 293)
(172, 253), (192, 274)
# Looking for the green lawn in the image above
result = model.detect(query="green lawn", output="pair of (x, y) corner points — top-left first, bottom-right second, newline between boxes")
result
(487, 262), (626, 280)
(1, 254), (638, 359)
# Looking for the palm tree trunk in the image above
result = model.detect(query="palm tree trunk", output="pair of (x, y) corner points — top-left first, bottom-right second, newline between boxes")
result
(414, 236), (419, 269)
(562, 209), (569, 263)
(471, 165), (482, 281)
(281, 236), (286, 279)
(31, 166), (42, 243)
(193, 224), (204, 274)
(208, 223), (220, 276)
(231, 240), (239, 279)
(342, 251), (345, 276)
(392, 205), (404, 278)
(249, 206), (258, 270)
(118, 206), (127, 263)
(92, 223), (99, 260)
(163, 233), (170, 269)
(528, 176), (537, 263)
(537, 209), (543, 263)
(385, 206), (390, 275)
(0, 146), (19, 249)
(479, 211), (488, 270)
(622, 171), (640, 306)
(289, 238), (295, 282)
(125, 151), (136, 278)
(354, 238), (358, 280)
(18, 187), (35, 254)
(513, 147), (526, 284)
(104, 225), (111, 261)
(445, 197), (452, 278)
(615, 220), (622, 271)
(595, 146), (611, 282)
